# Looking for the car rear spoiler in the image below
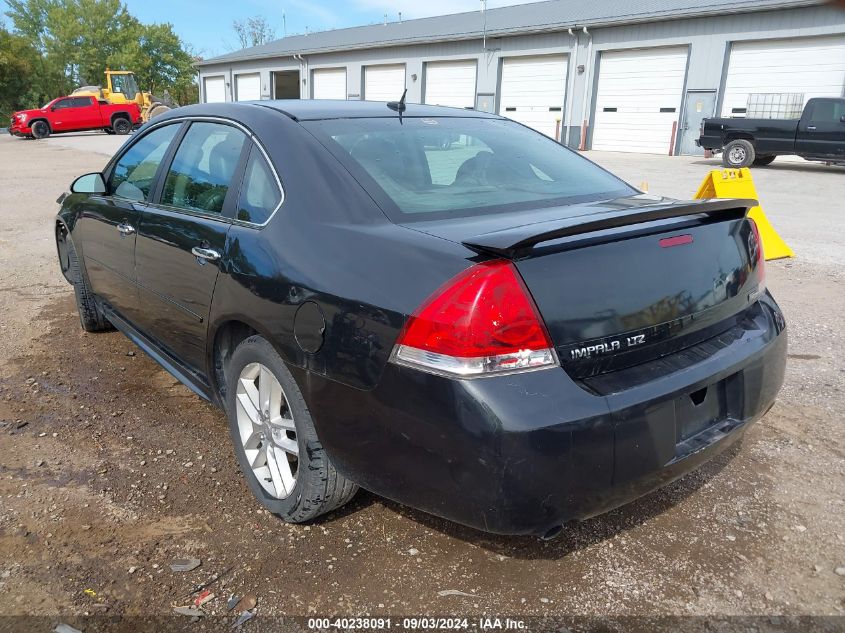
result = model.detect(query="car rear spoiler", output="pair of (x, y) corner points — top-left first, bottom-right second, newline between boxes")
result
(461, 198), (756, 258)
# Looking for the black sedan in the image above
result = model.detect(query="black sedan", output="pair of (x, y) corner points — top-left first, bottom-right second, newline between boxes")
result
(54, 100), (786, 538)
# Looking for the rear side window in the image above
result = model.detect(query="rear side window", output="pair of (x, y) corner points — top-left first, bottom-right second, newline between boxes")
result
(72, 97), (92, 107)
(161, 122), (247, 214)
(110, 123), (180, 201)
(236, 148), (281, 224)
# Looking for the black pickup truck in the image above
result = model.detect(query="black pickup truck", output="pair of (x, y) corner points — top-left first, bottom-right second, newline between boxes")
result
(697, 97), (845, 168)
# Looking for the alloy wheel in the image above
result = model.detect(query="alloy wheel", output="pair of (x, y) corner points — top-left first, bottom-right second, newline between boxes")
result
(728, 146), (746, 165)
(235, 362), (299, 499)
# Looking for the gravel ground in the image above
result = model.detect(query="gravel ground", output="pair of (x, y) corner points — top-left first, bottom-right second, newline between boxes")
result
(0, 135), (843, 631)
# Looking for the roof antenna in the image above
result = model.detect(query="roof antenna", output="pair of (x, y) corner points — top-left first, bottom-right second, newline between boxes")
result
(387, 88), (407, 122)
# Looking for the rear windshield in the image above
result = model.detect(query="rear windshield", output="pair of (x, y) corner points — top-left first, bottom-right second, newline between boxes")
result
(303, 116), (634, 221)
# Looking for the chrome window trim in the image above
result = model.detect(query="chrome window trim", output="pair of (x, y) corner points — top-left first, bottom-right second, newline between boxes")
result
(125, 114), (285, 229)
(144, 200), (235, 225)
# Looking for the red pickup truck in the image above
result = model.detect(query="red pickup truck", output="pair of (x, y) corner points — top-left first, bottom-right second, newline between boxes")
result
(9, 95), (142, 139)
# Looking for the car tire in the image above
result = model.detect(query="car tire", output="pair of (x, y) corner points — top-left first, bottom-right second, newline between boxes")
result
(722, 139), (755, 168)
(31, 120), (50, 140)
(225, 335), (358, 523)
(752, 155), (776, 166)
(65, 236), (114, 332)
(112, 118), (132, 135)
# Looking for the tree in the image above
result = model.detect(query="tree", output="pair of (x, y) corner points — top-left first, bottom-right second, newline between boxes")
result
(0, 19), (67, 113)
(233, 16), (276, 49)
(2, 0), (49, 47)
(0, 24), (37, 118)
(112, 21), (197, 99)
(5, 0), (134, 86)
(4, 0), (199, 108)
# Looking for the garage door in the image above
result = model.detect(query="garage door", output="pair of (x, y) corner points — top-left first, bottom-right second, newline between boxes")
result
(364, 64), (406, 102)
(592, 47), (688, 154)
(312, 67), (347, 100)
(204, 76), (226, 103)
(721, 36), (845, 117)
(424, 60), (476, 109)
(235, 73), (260, 102)
(499, 55), (568, 139)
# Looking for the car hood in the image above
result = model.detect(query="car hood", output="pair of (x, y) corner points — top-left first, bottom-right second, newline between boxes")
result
(12, 108), (47, 118)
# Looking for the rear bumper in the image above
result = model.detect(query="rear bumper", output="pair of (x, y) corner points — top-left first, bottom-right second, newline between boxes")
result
(302, 294), (786, 536)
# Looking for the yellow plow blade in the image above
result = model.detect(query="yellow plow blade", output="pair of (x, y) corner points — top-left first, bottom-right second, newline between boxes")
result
(694, 168), (795, 260)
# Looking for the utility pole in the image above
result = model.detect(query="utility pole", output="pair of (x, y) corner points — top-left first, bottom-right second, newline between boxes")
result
(283, 10), (287, 37)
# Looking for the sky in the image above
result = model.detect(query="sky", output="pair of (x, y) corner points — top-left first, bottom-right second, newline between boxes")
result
(1, 0), (537, 60)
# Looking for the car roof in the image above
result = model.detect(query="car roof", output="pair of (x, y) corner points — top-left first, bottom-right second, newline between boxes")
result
(259, 99), (501, 121)
(167, 100), (502, 122)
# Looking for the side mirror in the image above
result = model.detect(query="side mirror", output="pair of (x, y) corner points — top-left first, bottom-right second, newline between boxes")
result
(71, 172), (106, 194)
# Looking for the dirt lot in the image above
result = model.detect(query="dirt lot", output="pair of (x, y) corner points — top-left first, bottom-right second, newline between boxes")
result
(0, 133), (843, 631)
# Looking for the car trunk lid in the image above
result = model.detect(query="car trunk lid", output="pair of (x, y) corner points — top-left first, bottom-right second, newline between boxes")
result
(403, 195), (763, 382)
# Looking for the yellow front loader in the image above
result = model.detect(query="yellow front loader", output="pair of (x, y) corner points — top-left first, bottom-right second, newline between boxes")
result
(72, 69), (174, 124)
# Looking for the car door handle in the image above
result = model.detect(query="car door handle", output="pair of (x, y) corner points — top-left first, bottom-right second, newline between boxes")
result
(116, 223), (135, 236)
(191, 246), (221, 262)
(807, 125), (817, 131)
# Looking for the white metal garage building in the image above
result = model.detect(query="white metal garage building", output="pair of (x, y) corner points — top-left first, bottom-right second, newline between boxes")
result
(196, 0), (845, 156)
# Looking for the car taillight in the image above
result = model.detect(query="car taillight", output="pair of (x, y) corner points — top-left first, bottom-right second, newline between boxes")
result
(749, 217), (766, 290)
(390, 260), (558, 378)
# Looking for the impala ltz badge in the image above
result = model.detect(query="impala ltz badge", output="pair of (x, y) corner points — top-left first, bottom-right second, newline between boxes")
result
(570, 333), (646, 360)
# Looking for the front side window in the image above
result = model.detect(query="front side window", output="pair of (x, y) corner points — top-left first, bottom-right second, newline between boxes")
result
(237, 148), (282, 224)
(807, 99), (845, 124)
(109, 124), (180, 201)
(52, 99), (73, 110)
(304, 117), (633, 220)
(161, 122), (247, 214)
